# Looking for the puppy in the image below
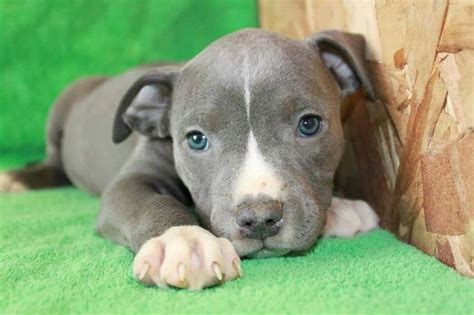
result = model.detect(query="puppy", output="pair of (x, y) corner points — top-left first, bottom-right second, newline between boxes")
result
(0, 29), (379, 290)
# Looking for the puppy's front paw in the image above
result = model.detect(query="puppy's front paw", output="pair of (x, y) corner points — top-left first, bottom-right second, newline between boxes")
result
(323, 197), (379, 237)
(0, 172), (27, 193)
(133, 226), (242, 290)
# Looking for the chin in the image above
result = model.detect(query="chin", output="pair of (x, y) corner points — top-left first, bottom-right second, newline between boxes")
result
(245, 248), (290, 258)
(230, 237), (291, 258)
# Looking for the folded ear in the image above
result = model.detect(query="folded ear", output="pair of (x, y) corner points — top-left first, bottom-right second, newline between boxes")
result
(306, 30), (375, 100)
(112, 66), (180, 143)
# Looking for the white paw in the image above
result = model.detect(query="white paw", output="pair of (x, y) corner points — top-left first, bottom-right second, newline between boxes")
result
(323, 197), (379, 237)
(0, 172), (27, 193)
(133, 226), (242, 290)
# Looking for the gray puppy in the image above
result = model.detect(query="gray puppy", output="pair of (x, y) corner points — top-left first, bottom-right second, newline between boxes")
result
(0, 29), (379, 290)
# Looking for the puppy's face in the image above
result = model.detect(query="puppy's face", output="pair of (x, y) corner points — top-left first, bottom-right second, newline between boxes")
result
(115, 29), (373, 257)
(171, 31), (350, 257)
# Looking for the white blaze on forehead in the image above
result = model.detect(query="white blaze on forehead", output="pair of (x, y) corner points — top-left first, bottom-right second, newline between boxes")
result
(233, 132), (283, 202)
(243, 53), (251, 118)
(233, 51), (281, 201)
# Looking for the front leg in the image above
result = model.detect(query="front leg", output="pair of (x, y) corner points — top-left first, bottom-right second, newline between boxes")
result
(97, 173), (241, 290)
(323, 197), (379, 237)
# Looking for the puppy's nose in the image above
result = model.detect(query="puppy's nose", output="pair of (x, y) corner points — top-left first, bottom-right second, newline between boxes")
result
(236, 200), (283, 239)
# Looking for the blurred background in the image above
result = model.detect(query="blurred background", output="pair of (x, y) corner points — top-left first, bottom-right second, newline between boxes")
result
(0, 0), (257, 168)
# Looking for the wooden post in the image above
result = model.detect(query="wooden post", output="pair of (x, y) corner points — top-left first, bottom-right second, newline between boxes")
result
(259, 0), (473, 277)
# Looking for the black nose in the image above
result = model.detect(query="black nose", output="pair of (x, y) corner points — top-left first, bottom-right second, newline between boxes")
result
(236, 200), (283, 239)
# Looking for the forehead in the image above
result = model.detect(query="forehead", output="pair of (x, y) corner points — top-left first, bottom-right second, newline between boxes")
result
(173, 30), (338, 125)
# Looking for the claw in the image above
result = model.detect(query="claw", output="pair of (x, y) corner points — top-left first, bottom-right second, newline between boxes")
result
(232, 259), (243, 277)
(138, 262), (151, 281)
(212, 262), (223, 281)
(177, 263), (186, 283)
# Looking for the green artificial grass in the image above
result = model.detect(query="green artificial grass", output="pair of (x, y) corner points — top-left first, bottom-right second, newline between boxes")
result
(1, 189), (473, 314)
(1, 0), (473, 314)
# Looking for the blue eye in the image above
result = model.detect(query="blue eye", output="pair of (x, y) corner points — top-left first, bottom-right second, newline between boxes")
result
(186, 131), (209, 151)
(298, 115), (322, 137)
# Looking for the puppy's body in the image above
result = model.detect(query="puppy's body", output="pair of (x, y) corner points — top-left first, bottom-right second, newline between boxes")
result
(60, 67), (154, 194)
(1, 29), (379, 290)
(56, 66), (197, 251)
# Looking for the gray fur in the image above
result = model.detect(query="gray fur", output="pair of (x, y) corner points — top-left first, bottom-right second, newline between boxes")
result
(8, 29), (373, 256)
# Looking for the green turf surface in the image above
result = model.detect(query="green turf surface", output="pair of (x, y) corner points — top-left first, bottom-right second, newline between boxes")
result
(1, 0), (473, 314)
(1, 188), (473, 314)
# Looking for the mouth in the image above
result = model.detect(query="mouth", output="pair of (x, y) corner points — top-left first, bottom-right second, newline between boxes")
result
(232, 237), (290, 258)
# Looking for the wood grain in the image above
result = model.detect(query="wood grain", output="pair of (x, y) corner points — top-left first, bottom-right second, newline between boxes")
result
(259, 0), (474, 277)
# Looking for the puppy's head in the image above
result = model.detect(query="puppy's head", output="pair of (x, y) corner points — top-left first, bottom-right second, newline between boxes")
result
(113, 29), (374, 257)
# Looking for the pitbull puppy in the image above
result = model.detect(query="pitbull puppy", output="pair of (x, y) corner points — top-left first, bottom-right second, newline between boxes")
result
(0, 29), (379, 290)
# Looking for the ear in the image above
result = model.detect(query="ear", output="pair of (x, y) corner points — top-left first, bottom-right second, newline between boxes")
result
(306, 30), (375, 100)
(112, 66), (180, 143)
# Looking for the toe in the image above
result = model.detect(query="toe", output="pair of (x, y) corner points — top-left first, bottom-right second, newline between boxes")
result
(159, 237), (195, 289)
(133, 238), (165, 287)
(217, 238), (242, 280)
(353, 200), (379, 232)
(324, 197), (362, 237)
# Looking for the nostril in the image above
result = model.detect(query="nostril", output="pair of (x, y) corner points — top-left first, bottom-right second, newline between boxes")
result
(265, 219), (277, 226)
(237, 207), (256, 228)
(238, 218), (255, 238)
(241, 220), (254, 228)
